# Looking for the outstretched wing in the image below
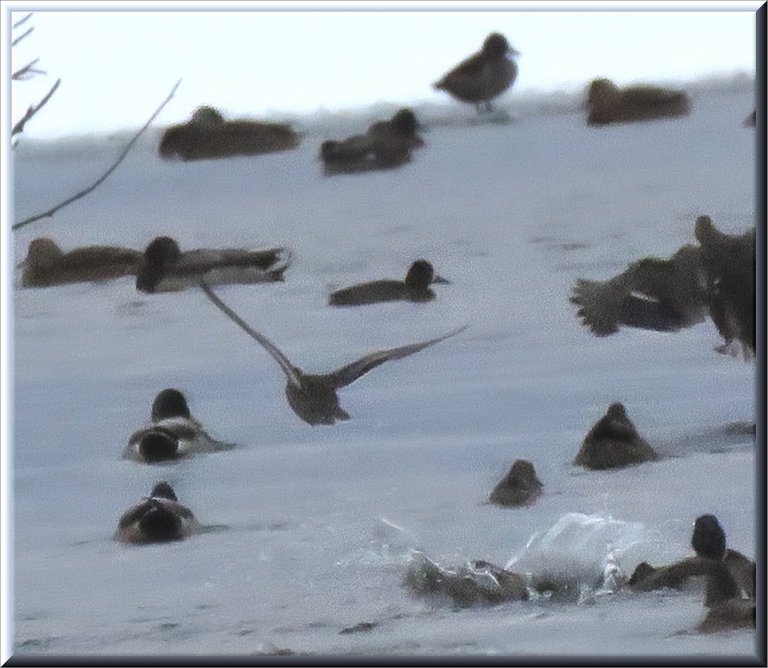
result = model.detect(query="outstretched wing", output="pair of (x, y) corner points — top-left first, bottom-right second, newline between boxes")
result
(200, 282), (302, 387)
(570, 247), (707, 336)
(327, 325), (468, 389)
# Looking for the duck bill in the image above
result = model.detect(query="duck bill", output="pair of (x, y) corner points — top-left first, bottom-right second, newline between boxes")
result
(431, 274), (451, 284)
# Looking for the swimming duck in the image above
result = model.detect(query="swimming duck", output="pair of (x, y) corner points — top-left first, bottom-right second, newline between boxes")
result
(585, 78), (691, 126)
(20, 237), (141, 288)
(159, 105), (300, 161)
(328, 260), (449, 306)
(114, 482), (199, 544)
(570, 216), (755, 358)
(488, 459), (543, 507)
(136, 236), (291, 294)
(405, 551), (528, 607)
(201, 282), (467, 425)
(124, 388), (234, 462)
(320, 108), (424, 175)
(574, 402), (658, 470)
(433, 33), (519, 114)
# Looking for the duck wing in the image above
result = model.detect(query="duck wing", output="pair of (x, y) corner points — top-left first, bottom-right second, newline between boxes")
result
(200, 282), (302, 387)
(435, 52), (485, 87)
(571, 246), (708, 336)
(327, 325), (468, 389)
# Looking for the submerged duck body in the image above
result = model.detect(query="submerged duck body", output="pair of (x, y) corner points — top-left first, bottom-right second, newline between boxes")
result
(201, 282), (467, 425)
(434, 33), (519, 113)
(159, 105), (299, 161)
(329, 260), (449, 306)
(570, 216), (755, 358)
(574, 402), (658, 470)
(20, 237), (141, 288)
(124, 388), (233, 462)
(489, 459), (543, 507)
(320, 108), (424, 175)
(586, 78), (691, 126)
(136, 236), (291, 294)
(114, 482), (199, 544)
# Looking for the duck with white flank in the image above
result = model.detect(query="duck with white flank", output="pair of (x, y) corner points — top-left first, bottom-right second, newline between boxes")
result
(124, 388), (234, 462)
(329, 260), (449, 306)
(136, 236), (291, 294)
(114, 482), (200, 544)
(201, 282), (467, 425)
(433, 33), (519, 114)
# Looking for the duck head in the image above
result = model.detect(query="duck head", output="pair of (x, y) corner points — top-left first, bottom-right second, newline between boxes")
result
(26, 238), (63, 269)
(483, 33), (518, 58)
(151, 388), (191, 421)
(405, 260), (449, 289)
(150, 481), (178, 501)
(692, 514), (727, 560)
(139, 429), (180, 462)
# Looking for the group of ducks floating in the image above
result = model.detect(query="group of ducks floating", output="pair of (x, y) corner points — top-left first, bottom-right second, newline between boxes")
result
(15, 29), (756, 639)
(153, 32), (754, 170)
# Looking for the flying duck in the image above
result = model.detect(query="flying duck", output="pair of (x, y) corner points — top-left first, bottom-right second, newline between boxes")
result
(136, 236), (291, 294)
(328, 259), (449, 306)
(570, 216), (755, 358)
(201, 282), (467, 425)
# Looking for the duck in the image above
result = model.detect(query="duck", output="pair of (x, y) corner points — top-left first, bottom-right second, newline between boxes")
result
(200, 282), (467, 425)
(585, 78), (691, 126)
(488, 459), (543, 507)
(124, 388), (234, 462)
(570, 216), (755, 358)
(433, 33), (519, 114)
(159, 105), (300, 161)
(135, 236), (291, 294)
(574, 402), (658, 470)
(19, 237), (141, 288)
(114, 482), (199, 544)
(328, 260), (449, 306)
(628, 515), (755, 633)
(405, 551), (528, 607)
(320, 108), (424, 175)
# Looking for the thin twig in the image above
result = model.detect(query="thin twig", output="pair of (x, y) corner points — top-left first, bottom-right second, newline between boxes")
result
(12, 58), (45, 80)
(12, 25), (34, 47)
(13, 13), (33, 29)
(13, 79), (182, 232)
(12, 78), (60, 137)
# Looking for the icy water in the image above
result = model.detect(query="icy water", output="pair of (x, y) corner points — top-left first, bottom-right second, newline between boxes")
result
(8, 81), (760, 659)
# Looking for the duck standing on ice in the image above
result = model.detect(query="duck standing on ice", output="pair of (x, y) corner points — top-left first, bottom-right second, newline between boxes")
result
(201, 282), (467, 425)
(433, 32), (519, 114)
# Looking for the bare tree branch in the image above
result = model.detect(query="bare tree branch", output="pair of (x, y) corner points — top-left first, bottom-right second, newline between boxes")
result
(13, 13), (33, 29)
(12, 25), (34, 47)
(12, 78), (61, 137)
(13, 79), (183, 232)
(12, 57), (46, 80)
